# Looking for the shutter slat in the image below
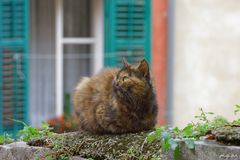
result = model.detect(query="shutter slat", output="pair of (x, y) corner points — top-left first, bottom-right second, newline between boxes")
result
(0, 0), (29, 136)
(104, 0), (151, 67)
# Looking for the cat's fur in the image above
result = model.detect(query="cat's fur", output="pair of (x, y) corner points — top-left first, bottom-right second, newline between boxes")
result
(73, 59), (158, 134)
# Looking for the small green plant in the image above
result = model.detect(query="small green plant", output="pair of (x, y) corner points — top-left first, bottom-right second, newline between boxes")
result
(147, 108), (230, 160)
(232, 104), (240, 125)
(0, 133), (14, 145)
(0, 119), (55, 143)
(147, 126), (193, 160)
(17, 121), (54, 141)
(194, 108), (214, 123)
(52, 135), (64, 150)
(234, 104), (240, 115)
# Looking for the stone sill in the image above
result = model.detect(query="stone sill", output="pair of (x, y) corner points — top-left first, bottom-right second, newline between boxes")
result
(1, 140), (240, 160)
(0, 142), (85, 160)
(166, 140), (240, 160)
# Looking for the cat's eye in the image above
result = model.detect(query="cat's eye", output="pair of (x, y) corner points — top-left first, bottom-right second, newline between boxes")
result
(122, 76), (128, 81)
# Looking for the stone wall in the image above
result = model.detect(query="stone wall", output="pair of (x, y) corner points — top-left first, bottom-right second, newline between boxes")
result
(1, 140), (240, 160)
(0, 142), (85, 160)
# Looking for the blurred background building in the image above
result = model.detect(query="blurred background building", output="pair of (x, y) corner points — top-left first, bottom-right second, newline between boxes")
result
(0, 0), (240, 135)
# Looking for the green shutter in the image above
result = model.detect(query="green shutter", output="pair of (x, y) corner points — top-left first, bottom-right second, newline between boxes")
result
(0, 0), (29, 135)
(104, 0), (151, 67)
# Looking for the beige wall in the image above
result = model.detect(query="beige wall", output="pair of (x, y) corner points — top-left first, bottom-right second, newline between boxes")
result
(173, 0), (240, 127)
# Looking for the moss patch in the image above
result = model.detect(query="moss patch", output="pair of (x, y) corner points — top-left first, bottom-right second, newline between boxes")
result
(212, 125), (240, 145)
(28, 131), (162, 160)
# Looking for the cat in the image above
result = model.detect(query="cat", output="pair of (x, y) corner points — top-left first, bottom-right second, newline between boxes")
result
(73, 58), (158, 134)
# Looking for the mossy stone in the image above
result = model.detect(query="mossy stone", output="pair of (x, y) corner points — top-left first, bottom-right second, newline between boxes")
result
(28, 131), (163, 160)
(212, 125), (240, 145)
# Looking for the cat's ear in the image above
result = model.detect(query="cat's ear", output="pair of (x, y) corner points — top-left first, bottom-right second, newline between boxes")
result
(137, 59), (149, 78)
(122, 57), (129, 68)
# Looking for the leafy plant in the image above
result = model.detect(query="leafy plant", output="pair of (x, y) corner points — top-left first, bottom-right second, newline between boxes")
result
(210, 116), (229, 127)
(194, 108), (214, 123)
(232, 104), (240, 125)
(147, 108), (230, 160)
(234, 104), (240, 115)
(17, 121), (54, 141)
(0, 119), (55, 143)
(0, 133), (14, 145)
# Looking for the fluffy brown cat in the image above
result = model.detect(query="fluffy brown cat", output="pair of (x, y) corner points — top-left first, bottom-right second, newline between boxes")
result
(73, 59), (158, 134)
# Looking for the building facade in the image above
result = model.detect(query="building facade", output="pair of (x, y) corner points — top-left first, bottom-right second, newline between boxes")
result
(2, 0), (239, 135)
(0, 0), (168, 134)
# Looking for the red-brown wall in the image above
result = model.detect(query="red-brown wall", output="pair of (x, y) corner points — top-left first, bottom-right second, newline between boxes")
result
(152, 0), (168, 125)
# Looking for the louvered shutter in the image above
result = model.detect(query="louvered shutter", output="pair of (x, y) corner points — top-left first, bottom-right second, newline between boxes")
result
(0, 0), (29, 135)
(104, 0), (151, 67)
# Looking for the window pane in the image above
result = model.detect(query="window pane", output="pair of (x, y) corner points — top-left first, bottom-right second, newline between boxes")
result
(63, 0), (91, 37)
(63, 44), (92, 112)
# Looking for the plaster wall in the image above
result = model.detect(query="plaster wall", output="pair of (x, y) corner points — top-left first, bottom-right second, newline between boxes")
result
(173, 0), (240, 127)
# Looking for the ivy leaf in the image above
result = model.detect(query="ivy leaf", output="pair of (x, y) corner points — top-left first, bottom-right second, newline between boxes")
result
(162, 131), (171, 151)
(183, 125), (193, 137)
(184, 138), (195, 149)
(147, 131), (158, 141)
(169, 138), (180, 160)
(174, 145), (180, 160)
(162, 139), (170, 151)
(147, 127), (163, 142)
(0, 135), (5, 144)
(155, 127), (163, 135)
(172, 127), (180, 134)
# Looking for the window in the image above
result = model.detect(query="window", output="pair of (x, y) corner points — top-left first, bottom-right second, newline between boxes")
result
(55, 0), (103, 115)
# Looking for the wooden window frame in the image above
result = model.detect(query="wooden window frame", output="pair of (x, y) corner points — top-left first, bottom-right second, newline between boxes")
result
(55, 0), (104, 117)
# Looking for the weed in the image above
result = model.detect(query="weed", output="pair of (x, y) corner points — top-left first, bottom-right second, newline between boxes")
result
(17, 121), (54, 141)
(0, 133), (14, 145)
(147, 107), (234, 160)
(0, 120), (55, 144)
(234, 104), (240, 115)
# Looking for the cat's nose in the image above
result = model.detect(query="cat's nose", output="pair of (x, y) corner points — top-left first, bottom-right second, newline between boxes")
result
(113, 82), (119, 92)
